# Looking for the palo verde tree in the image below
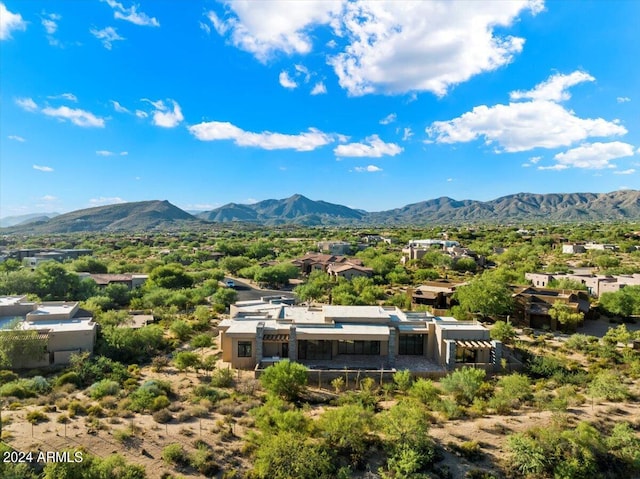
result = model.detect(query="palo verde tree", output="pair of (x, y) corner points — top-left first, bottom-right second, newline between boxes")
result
(147, 263), (193, 289)
(260, 359), (308, 401)
(453, 275), (514, 319)
(548, 301), (584, 332)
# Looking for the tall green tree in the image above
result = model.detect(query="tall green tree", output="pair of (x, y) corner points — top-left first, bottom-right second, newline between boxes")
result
(548, 301), (584, 332)
(147, 263), (193, 289)
(453, 276), (514, 319)
(260, 359), (308, 401)
(252, 431), (333, 479)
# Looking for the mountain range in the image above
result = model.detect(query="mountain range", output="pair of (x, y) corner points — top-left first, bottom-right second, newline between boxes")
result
(2, 190), (640, 233)
(0, 212), (60, 228)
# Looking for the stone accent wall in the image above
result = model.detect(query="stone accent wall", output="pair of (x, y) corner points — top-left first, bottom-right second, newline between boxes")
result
(387, 327), (396, 368)
(289, 325), (297, 361)
(256, 322), (264, 364)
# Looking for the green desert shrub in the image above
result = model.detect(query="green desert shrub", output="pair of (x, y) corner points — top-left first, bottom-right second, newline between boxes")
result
(26, 409), (49, 424)
(128, 380), (172, 412)
(89, 379), (120, 399)
(56, 371), (81, 387)
(210, 368), (234, 388)
(191, 333), (213, 348)
(162, 443), (187, 466)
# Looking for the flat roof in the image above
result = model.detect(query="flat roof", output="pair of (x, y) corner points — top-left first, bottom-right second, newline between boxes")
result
(0, 296), (28, 307)
(20, 318), (96, 333)
(323, 305), (393, 319)
(28, 303), (78, 317)
(283, 307), (326, 324)
(437, 321), (487, 331)
(297, 323), (390, 339)
(225, 320), (281, 335)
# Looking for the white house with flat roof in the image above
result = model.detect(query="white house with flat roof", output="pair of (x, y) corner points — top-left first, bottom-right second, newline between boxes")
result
(218, 299), (500, 372)
(0, 296), (97, 368)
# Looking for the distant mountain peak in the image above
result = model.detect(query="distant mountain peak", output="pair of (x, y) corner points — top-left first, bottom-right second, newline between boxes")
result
(3, 190), (639, 232)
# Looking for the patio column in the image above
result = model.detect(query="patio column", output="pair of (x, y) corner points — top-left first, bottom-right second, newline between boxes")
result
(387, 327), (396, 368)
(289, 325), (298, 362)
(256, 322), (264, 365)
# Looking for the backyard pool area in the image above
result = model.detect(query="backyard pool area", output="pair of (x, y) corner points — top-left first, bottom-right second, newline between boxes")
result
(0, 316), (22, 330)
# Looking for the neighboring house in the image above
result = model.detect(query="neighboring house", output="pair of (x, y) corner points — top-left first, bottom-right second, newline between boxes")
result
(447, 246), (486, 268)
(6, 248), (93, 265)
(584, 242), (618, 251)
(292, 253), (365, 276)
(0, 296), (97, 368)
(525, 272), (640, 297)
(326, 263), (374, 280)
(562, 243), (586, 254)
(218, 299), (501, 372)
(401, 242), (484, 268)
(411, 280), (466, 309)
(407, 239), (460, 249)
(77, 273), (149, 290)
(317, 241), (353, 255)
(512, 287), (590, 330)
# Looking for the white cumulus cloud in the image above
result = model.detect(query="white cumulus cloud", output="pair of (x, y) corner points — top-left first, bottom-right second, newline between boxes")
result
(510, 71), (594, 102)
(334, 134), (403, 158)
(111, 100), (130, 113)
(402, 128), (413, 141)
(614, 169), (636, 175)
(41, 195), (57, 201)
(551, 142), (636, 169)
(207, 1), (542, 97)
(48, 93), (78, 102)
(329, 0), (542, 96)
(143, 99), (183, 128)
(33, 165), (54, 172)
(42, 17), (58, 35)
(279, 71), (298, 89)
(189, 121), (335, 151)
(354, 165), (382, 173)
(379, 113), (396, 125)
(41, 106), (106, 127)
(90, 26), (125, 50)
(0, 3), (27, 40)
(15, 97), (38, 111)
(8, 135), (25, 142)
(103, 0), (159, 27)
(427, 71), (626, 152)
(617, 96), (631, 103)
(311, 82), (327, 95)
(206, 1), (343, 62)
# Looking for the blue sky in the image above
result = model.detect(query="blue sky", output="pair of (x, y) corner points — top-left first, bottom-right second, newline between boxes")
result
(1, 0), (639, 217)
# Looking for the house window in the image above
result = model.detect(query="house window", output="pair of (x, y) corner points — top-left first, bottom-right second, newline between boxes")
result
(455, 347), (478, 363)
(298, 340), (332, 360)
(238, 341), (252, 358)
(399, 335), (424, 355)
(338, 340), (380, 355)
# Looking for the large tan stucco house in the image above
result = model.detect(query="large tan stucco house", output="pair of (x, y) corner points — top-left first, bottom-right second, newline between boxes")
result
(219, 297), (501, 372)
(0, 296), (97, 368)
